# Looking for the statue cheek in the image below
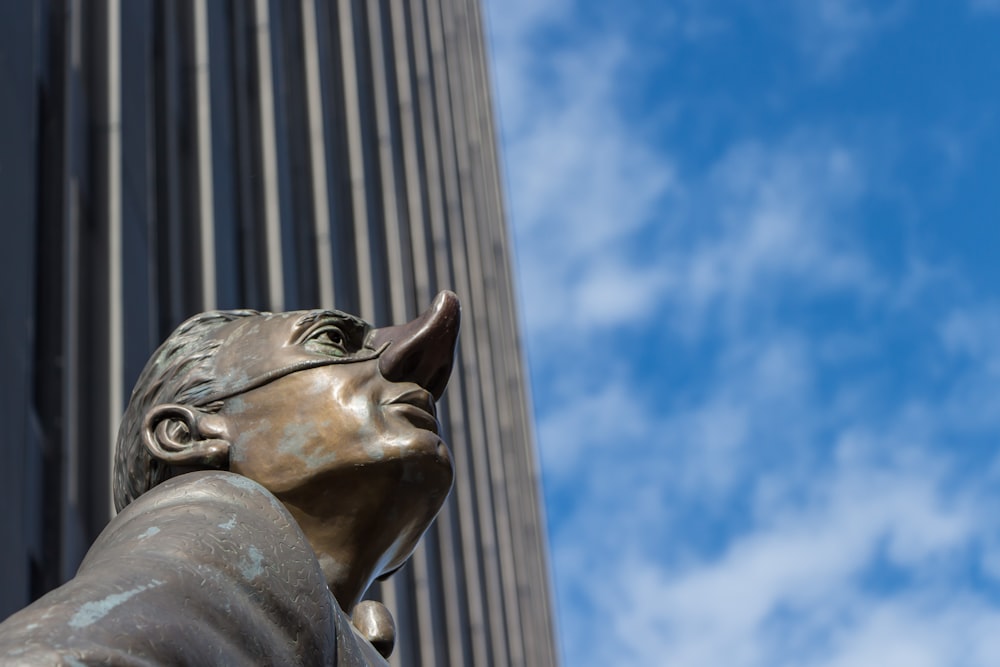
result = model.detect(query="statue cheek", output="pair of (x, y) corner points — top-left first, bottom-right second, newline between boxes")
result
(278, 421), (339, 470)
(229, 419), (273, 464)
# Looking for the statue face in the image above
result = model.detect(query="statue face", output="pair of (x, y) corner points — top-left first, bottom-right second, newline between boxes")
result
(217, 317), (451, 494)
(203, 293), (460, 577)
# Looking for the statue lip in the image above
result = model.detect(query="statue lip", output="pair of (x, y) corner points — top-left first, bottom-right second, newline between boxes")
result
(386, 388), (439, 433)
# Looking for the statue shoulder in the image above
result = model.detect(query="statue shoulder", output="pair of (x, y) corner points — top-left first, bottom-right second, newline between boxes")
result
(0, 472), (340, 665)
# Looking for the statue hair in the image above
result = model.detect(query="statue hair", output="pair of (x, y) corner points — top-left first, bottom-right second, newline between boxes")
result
(112, 310), (260, 512)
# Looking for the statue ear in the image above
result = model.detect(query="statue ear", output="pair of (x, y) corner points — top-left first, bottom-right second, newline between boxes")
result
(142, 403), (230, 470)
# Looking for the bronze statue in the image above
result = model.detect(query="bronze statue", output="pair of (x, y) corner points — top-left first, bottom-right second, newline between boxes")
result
(0, 291), (461, 665)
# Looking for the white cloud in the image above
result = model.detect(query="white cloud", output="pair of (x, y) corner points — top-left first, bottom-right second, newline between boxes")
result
(661, 137), (878, 336)
(536, 380), (656, 477)
(491, 0), (886, 352)
(500, 47), (677, 337)
(505, 72), (879, 343)
(487, 0), (680, 340)
(539, 313), (1000, 666)
(524, 135), (878, 347)
(558, 438), (993, 666)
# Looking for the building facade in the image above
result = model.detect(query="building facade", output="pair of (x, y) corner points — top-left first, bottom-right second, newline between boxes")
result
(0, 1), (557, 664)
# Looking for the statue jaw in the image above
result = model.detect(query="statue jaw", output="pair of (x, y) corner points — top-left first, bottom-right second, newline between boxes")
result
(269, 445), (455, 611)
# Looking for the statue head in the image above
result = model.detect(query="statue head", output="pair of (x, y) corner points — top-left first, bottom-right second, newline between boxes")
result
(113, 291), (461, 609)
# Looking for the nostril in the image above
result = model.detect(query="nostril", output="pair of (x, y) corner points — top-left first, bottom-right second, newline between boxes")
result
(378, 345), (420, 384)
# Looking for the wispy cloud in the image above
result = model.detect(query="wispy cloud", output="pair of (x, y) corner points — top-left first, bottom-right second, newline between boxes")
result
(664, 136), (878, 333)
(490, 0), (892, 348)
(514, 125), (879, 346)
(786, 0), (905, 74)
(546, 339), (1000, 665)
(941, 305), (1000, 373)
(592, 446), (997, 666)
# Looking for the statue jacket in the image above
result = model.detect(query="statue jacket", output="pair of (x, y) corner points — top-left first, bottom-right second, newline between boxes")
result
(0, 471), (387, 666)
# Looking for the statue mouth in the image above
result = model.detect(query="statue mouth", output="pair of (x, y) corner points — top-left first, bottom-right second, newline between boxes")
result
(385, 388), (439, 433)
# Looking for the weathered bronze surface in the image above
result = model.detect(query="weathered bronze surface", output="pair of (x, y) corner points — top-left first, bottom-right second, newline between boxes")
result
(0, 291), (461, 665)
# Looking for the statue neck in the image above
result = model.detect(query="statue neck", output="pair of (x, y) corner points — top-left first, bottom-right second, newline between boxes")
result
(283, 508), (383, 611)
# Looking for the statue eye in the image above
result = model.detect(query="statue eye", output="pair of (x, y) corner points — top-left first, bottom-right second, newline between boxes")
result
(308, 326), (348, 356)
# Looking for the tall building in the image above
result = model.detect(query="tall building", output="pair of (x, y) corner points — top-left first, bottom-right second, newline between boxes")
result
(0, 1), (557, 664)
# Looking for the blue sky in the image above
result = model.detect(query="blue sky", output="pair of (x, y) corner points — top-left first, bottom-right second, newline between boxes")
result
(483, 1), (1000, 664)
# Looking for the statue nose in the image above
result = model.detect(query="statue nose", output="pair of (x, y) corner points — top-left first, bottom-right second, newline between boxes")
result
(370, 291), (461, 400)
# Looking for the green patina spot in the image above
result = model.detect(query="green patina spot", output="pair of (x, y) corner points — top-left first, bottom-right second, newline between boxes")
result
(68, 580), (164, 628)
(238, 546), (265, 580)
(279, 421), (339, 470)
